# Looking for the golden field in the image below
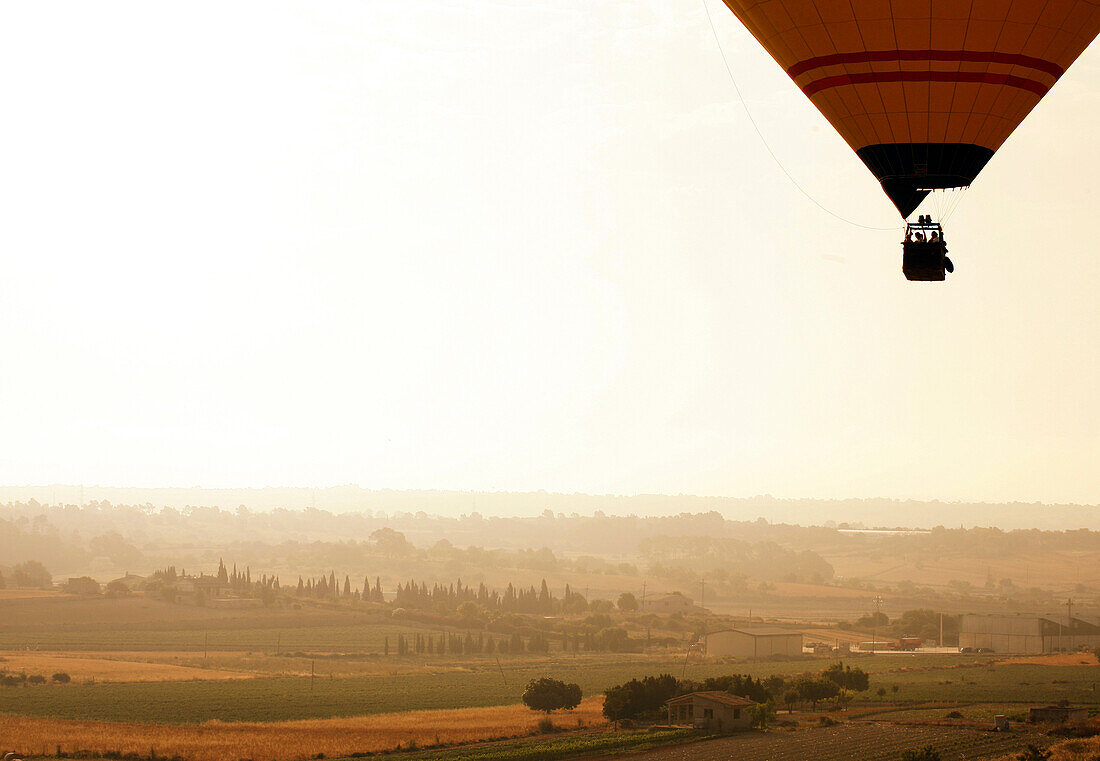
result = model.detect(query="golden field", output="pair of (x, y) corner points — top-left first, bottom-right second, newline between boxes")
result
(0, 698), (608, 761)
(0, 590), (70, 600)
(0, 652), (249, 683)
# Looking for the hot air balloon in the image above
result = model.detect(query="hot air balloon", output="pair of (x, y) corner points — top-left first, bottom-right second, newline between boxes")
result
(719, 0), (1100, 279)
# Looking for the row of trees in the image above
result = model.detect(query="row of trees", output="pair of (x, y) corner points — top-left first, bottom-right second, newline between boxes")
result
(602, 663), (871, 721)
(385, 630), (554, 656)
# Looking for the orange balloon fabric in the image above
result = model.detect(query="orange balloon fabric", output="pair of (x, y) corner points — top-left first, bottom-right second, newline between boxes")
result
(721, 0), (1100, 216)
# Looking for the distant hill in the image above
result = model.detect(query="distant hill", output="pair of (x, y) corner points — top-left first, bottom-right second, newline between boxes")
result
(0, 485), (1096, 531)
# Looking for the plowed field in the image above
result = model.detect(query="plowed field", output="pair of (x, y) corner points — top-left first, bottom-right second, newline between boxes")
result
(618, 722), (1048, 761)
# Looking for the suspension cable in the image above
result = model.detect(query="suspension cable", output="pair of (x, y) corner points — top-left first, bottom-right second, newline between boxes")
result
(700, 0), (897, 231)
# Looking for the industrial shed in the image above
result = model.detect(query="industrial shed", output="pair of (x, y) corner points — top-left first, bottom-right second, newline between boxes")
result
(705, 626), (803, 658)
(959, 614), (1100, 653)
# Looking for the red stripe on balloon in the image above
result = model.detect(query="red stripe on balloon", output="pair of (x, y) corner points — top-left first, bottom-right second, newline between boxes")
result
(787, 50), (1064, 79)
(801, 71), (1050, 98)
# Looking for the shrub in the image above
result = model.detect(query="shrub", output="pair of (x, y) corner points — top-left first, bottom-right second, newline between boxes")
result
(536, 717), (556, 733)
(27, 674), (47, 684)
(900, 745), (941, 761)
(52, 672), (72, 683)
(1016, 745), (1051, 761)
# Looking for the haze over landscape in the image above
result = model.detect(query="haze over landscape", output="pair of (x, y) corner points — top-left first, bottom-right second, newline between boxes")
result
(2, 2), (1099, 761)
(2, 1), (1098, 506)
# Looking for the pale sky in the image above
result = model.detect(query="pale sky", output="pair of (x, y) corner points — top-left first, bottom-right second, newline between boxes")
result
(0, 1), (1097, 505)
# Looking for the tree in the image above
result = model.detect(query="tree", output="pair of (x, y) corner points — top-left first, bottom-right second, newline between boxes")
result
(369, 528), (413, 557)
(783, 689), (799, 712)
(62, 576), (101, 595)
(105, 579), (132, 596)
(595, 627), (632, 652)
(602, 674), (678, 721)
(822, 662), (870, 691)
(522, 678), (582, 714)
(794, 675), (839, 711)
(617, 592), (639, 612)
(12, 561), (51, 589)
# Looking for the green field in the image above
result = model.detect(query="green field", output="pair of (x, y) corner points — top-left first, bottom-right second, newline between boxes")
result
(0, 656), (746, 723)
(2, 653), (1095, 724)
(0, 623), (459, 653)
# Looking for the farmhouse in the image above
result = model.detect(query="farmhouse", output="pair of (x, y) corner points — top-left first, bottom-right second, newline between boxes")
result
(666, 691), (755, 731)
(705, 626), (803, 658)
(1029, 705), (1088, 724)
(959, 614), (1100, 653)
(646, 592), (694, 614)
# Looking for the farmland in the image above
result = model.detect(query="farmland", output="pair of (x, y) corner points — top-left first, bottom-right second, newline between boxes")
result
(0, 652), (247, 683)
(616, 722), (1054, 761)
(0, 698), (609, 761)
(1, 652), (1096, 724)
(0, 654), (786, 723)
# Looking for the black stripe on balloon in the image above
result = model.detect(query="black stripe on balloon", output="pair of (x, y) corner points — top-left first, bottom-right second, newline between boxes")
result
(801, 70), (1049, 98)
(787, 50), (1064, 79)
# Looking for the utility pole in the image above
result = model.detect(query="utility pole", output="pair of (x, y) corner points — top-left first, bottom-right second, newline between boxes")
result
(939, 612), (944, 650)
(700, 580), (707, 656)
(1068, 598), (1074, 652)
(641, 581), (647, 611)
(870, 596), (884, 655)
(311, 660), (315, 692)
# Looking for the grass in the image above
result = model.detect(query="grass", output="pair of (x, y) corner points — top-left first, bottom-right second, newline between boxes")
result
(0, 652), (247, 683)
(385, 729), (702, 761)
(0, 623), (448, 653)
(0, 655), (762, 723)
(850, 663), (1100, 705)
(0, 654), (1034, 724)
(1, 699), (611, 761)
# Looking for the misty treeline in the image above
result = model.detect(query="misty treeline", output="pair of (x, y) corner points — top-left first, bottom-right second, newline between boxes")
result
(6, 500), (1098, 563)
(640, 536), (835, 584)
(3, 501), (1098, 599)
(6, 485), (1098, 531)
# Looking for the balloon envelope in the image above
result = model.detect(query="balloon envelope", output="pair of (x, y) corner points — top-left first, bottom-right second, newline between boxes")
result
(720, 0), (1100, 217)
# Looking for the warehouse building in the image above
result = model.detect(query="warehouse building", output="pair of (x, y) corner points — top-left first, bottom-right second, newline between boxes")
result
(959, 614), (1100, 653)
(705, 626), (803, 658)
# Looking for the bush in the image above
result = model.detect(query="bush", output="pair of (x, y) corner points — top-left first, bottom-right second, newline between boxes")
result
(536, 717), (557, 733)
(27, 674), (46, 684)
(52, 672), (71, 683)
(1016, 745), (1051, 761)
(900, 746), (941, 761)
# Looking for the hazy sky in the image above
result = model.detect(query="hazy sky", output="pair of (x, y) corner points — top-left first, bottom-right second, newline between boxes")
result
(1, 1), (1097, 504)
